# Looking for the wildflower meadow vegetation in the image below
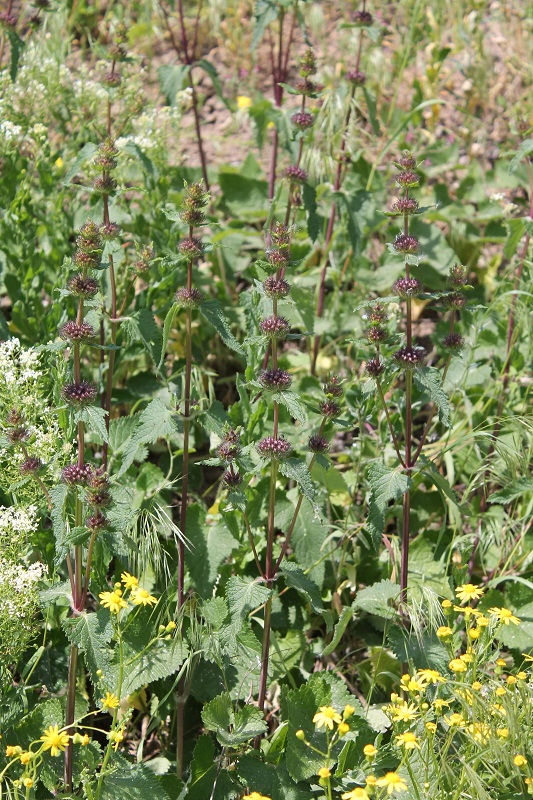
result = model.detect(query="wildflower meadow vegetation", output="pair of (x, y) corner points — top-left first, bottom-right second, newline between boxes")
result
(1, 1), (533, 798)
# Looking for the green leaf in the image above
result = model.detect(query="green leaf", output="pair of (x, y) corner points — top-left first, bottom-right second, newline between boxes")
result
(6, 28), (24, 82)
(99, 759), (171, 800)
(322, 604), (354, 656)
(504, 218), (526, 259)
(74, 404), (109, 443)
(496, 602), (533, 651)
(252, 0), (279, 49)
(509, 139), (533, 174)
(280, 561), (332, 631)
(272, 391), (307, 423)
(226, 576), (272, 624)
(200, 299), (243, 353)
(62, 142), (97, 186)
(366, 464), (411, 551)
(387, 627), (451, 673)
(278, 458), (316, 508)
(353, 579), (400, 620)
(219, 705), (267, 747)
(302, 183), (319, 242)
(490, 478), (533, 504)
(201, 691), (233, 734)
(119, 637), (188, 700)
(290, 500), (326, 586)
(118, 398), (177, 476)
(122, 308), (163, 368)
(187, 505), (238, 597)
(50, 483), (68, 564)
(158, 64), (190, 106)
(62, 610), (113, 679)
(413, 366), (451, 428)
(420, 460), (460, 508)
(158, 302), (179, 370)
(186, 735), (239, 799)
(196, 58), (232, 109)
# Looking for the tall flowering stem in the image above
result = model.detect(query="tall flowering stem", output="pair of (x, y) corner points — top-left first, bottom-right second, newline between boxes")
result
(99, 24), (127, 469)
(468, 153), (533, 577)
(160, 0), (209, 189)
(60, 222), (114, 789)
(174, 180), (208, 776)
(311, 4), (372, 374)
(266, 1), (300, 200)
(367, 152), (468, 612)
(255, 225), (343, 717)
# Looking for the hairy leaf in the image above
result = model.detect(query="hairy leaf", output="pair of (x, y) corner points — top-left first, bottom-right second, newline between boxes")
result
(366, 464), (411, 551)
(280, 561), (332, 631)
(272, 391), (307, 423)
(200, 299), (243, 353)
(62, 610), (113, 678)
(353, 579), (400, 620)
(414, 366), (451, 427)
(226, 575), (272, 624)
(118, 398), (177, 476)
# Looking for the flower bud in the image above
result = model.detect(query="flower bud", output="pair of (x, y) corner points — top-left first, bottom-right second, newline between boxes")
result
(257, 436), (292, 460)
(100, 222), (121, 241)
(396, 170), (419, 188)
(392, 277), (421, 298)
(20, 457), (42, 475)
(447, 264), (468, 288)
(308, 435), (329, 454)
(175, 287), (204, 309)
(259, 316), (290, 339)
(323, 375), (343, 397)
(347, 69), (366, 85)
(86, 511), (108, 530)
(263, 276), (290, 299)
(320, 400), (340, 418)
(365, 357), (385, 377)
(354, 9), (373, 26)
(68, 274), (99, 297)
(60, 321), (96, 342)
(62, 463), (93, 486)
(442, 333), (464, 352)
(259, 368), (293, 391)
(398, 151), (417, 169)
(222, 469), (243, 487)
(291, 111), (314, 131)
(179, 237), (204, 259)
(392, 197), (419, 214)
(393, 233), (419, 254)
(62, 380), (98, 406)
(393, 346), (425, 369)
(284, 165), (308, 183)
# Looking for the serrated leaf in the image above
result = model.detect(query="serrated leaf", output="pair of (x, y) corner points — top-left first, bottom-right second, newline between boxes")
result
(7, 27), (24, 82)
(74, 404), (109, 443)
(353, 579), (400, 620)
(280, 561), (332, 631)
(50, 483), (68, 564)
(509, 139), (533, 174)
(200, 299), (243, 353)
(118, 398), (177, 476)
(490, 478), (533, 504)
(226, 576), (272, 623)
(278, 458), (315, 507)
(252, 0), (279, 49)
(118, 637), (188, 700)
(272, 391), (307, 423)
(187, 504), (238, 597)
(303, 183), (319, 242)
(386, 627), (450, 673)
(201, 691), (233, 733)
(99, 759), (171, 800)
(62, 610), (113, 678)
(219, 705), (267, 746)
(186, 734), (239, 799)
(122, 308), (163, 368)
(158, 302), (179, 370)
(504, 218), (526, 259)
(322, 604), (354, 656)
(158, 63), (190, 106)
(196, 58), (232, 109)
(62, 142), (97, 187)
(366, 464), (411, 551)
(413, 367), (451, 427)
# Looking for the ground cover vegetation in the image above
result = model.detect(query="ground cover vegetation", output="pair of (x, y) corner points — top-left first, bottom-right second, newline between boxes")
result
(0, 0), (532, 798)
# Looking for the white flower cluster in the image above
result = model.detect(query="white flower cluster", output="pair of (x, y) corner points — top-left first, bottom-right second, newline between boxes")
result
(0, 504), (38, 535)
(115, 105), (183, 158)
(0, 338), (41, 387)
(0, 559), (46, 592)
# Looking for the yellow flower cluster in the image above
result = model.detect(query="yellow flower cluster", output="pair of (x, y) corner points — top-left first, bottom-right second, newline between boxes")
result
(99, 572), (157, 614)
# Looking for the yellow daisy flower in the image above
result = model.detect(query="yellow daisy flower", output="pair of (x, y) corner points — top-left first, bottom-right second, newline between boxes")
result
(436, 626), (453, 638)
(488, 607), (520, 626)
(417, 669), (445, 685)
(242, 795), (272, 800)
(455, 583), (484, 603)
(363, 744), (377, 757)
(99, 590), (128, 614)
(318, 767), (331, 779)
(40, 724), (70, 757)
(342, 789), (370, 800)
(444, 713), (465, 727)
(449, 658), (467, 673)
(390, 702), (418, 723)
(130, 587), (158, 607)
(514, 754), (528, 767)
(376, 772), (408, 795)
(395, 732), (420, 750)
(101, 691), (120, 710)
(312, 706), (342, 730)
(121, 571), (139, 590)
